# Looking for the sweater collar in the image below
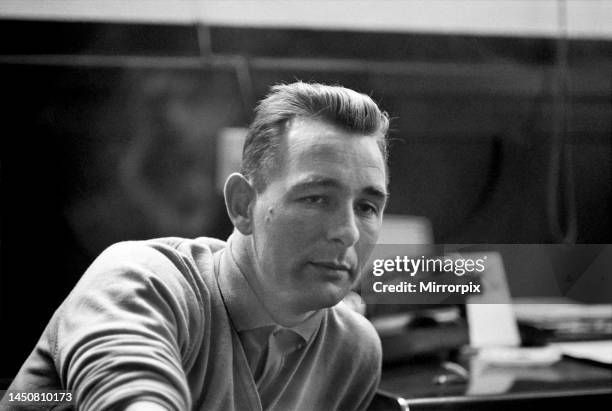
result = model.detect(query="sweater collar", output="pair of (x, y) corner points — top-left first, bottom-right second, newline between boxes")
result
(216, 235), (322, 343)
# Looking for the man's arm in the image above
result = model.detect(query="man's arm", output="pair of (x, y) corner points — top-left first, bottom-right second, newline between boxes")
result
(334, 303), (383, 411)
(356, 366), (381, 411)
(53, 241), (202, 410)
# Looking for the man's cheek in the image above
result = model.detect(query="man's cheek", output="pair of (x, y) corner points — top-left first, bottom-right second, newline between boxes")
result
(359, 225), (379, 247)
(280, 213), (318, 236)
(356, 243), (376, 268)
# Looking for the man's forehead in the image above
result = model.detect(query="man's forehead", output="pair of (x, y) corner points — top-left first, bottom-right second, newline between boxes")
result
(272, 116), (388, 188)
(284, 122), (384, 164)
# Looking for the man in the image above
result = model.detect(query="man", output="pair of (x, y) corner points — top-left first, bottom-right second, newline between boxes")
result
(8, 82), (390, 410)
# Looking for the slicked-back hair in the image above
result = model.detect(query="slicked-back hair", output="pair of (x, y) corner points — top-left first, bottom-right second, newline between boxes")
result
(240, 82), (390, 192)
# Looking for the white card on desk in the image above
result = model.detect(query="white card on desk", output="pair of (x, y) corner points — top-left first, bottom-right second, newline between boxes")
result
(465, 252), (520, 348)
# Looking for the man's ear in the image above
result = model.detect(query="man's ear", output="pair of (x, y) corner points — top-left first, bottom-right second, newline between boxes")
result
(224, 173), (256, 235)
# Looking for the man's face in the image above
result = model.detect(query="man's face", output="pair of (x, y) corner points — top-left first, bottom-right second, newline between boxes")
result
(249, 117), (387, 312)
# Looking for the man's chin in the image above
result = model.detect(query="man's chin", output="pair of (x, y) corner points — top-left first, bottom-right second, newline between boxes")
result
(304, 282), (350, 310)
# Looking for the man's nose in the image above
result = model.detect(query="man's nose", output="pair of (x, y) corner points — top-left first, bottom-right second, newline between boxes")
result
(327, 205), (360, 247)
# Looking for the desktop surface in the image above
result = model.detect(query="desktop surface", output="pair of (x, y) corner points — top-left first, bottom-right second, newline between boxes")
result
(373, 354), (612, 410)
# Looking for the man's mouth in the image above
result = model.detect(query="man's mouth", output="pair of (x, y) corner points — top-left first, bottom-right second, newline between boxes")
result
(309, 261), (354, 277)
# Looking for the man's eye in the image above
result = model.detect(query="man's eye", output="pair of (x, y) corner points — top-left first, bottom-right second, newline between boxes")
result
(301, 195), (326, 205)
(356, 202), (379, 217)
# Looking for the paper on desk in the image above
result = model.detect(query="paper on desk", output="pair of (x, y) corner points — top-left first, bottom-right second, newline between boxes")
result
(466, 349), (565, 395)
(467, 358), (515, 395)
(550, 340), (612, 365)
(475, 346), (561, 366)
(466, 252), (520, 348)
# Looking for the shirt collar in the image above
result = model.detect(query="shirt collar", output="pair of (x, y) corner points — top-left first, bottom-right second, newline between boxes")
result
(216, 235), (323, 343)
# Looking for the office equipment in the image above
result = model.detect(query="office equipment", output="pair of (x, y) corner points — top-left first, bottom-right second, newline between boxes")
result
(514, 298), (612, 344)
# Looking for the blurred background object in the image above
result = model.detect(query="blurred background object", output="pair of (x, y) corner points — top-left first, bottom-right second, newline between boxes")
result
(1, 0), (611, 381)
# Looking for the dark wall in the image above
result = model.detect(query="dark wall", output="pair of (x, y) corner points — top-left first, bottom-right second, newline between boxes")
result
(2, 20), (611, 378)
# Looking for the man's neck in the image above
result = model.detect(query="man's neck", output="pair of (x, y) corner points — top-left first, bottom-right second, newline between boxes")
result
(229, 231), (315, 328)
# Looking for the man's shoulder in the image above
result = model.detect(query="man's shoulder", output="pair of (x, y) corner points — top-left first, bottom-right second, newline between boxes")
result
(95, 236), (226, 271)
(78, 236), (228, 299)
(100, 236), (226, 257)
(325, 301), (382, 356)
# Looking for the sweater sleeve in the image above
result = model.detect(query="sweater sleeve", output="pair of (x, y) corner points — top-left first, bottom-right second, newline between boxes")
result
(334, 303), (383, 411)
(51, 241), (206, 411)
(355, 358), (381, 411)
(354, 325), (382, 411)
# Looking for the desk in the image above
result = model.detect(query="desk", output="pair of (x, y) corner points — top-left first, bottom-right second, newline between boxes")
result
(370, 356), (612, 410)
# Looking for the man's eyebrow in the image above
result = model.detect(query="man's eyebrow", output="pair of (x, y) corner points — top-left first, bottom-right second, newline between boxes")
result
(290, 177), (388, 201)
(291, 177), (342, 191)
(363, 186), (389, 202)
